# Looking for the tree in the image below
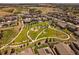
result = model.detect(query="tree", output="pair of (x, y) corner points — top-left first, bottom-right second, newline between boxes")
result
(0, 30), (3, 39)
(45, 38), (48, 43)
(4, 50), (8, 54)
(27, 42), (29, 46)
(0, 51), (2, 55)
(49, 38), (52, 42)
(10, 48), (15, 54)
(38, 42), (41, 45)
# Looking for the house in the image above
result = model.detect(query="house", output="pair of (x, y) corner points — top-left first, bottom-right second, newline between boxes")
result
(31, 18), (38, 21)
(69, 43), (79, 55)
(37, 18), (43, 22)
(31, 18), (39, 23)
(54, 43), (75, 55)
(37, 48), (46, 55)
(23, 18), (31, 23)
(41, 17), (48, 21)
(32, 14), (38, 18)
(74, 30), (79, 36)
(19, 48), (34, 55)
(0, 23), (3, 28)
(0, 18), (4, 23)
(4, 15), (18, 22)
(22, 14), (32, 19)
(5, 21), (11, 25)
(56, 21), (67, 29)
(53, 18), (59, 23)
(73, 20), (79, 25)
(11, 16), (18, 21)
(72, 42), (79, 50)
(2, 24), (8, 27)
(67, 23), (77, 32)
(44, 47), (54, 55)
(38, 14), (45, 17)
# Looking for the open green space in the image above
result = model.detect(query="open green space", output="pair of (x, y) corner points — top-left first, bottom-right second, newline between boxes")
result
(13, 21), (69, 45)
(13, 21), (49, 43)
(28, 28), (44, 40)
(28, 26), (69, 41)
(0, 28), (18, 47)
(13, 25), (29, 42)
(37, 27), (69, 40)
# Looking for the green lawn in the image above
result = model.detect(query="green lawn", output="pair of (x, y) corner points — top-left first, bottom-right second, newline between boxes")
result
(28, 28), (44, 40)
(28, 21), (49, 40)
(13, 25), (29, 42)
(12, 22), (49, 44)
(37, 28), (68, 40)
(0, 28), (18, 47)
(10, 21), (69, 46)
(31, 21), (49, 28)
(28, 26), (69, 41)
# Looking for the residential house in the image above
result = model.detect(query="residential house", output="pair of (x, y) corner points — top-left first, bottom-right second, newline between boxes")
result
(56, 21), (67, 29)
(54, 43), (75, 55)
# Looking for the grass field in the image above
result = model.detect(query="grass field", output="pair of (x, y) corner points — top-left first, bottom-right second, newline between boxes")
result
(0, 20), (69, 49)
(0, 19), (70, 54)
(28, 27), (69, 41)
(13, 21), (69, 44)
(11, 22), (49, 44)
(37, 27), (69, 40)
(12, 22), (48, 42)
(28, 28), (44, 40)
(13, 25), (29, 42)
(0, 28), (18, 47)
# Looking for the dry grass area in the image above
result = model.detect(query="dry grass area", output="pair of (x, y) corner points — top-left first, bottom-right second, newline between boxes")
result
(0, 7), (16, 16)
(0, 6), (62, 16)
(29, 7), (62, 14)
(0, 10), (12, 16)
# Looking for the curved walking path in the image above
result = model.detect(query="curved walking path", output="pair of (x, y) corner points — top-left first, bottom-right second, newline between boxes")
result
(35, 29), (46, 40)
(7, 25), (70, 48)
(70, 34), (76, 40)
(0, 26), (16, 31)
(27, 25), (70, 42)
(48, 25), (70, 40)
(27, 29), (33, 41)
(0, 21), (24, 50)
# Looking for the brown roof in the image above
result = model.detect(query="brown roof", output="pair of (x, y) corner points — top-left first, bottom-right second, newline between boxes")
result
(55, 43), (75, 55)
(19, 48), (34, 55)
(38, 47), (54, 55)
(69, 43), (79, 54)
(67, 23), (77, 31)
(37, 48), (46, 55)
(57, 21), (67, 28)
(44, 47), (54, 55)
(74, 30), (79, 36)
(73, 42), (79, 50)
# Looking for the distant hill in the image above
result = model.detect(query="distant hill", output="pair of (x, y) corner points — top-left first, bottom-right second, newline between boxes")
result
(0, 3), (78, 7)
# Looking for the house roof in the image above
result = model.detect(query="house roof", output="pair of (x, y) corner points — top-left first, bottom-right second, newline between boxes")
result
(44, 47), (54, 55)
(74, 20), (79, 24)
(74, 30), (79, 36)
(37, 48), (46, 55)
(57, 21), (67, 28)
(55, 43), (75, 55)
(19, 48), (34, 55)
(23, 18), (31, 23)
(67, 23), (77, 31)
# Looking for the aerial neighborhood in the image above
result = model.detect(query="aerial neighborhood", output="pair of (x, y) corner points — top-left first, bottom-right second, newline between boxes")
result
(0, 4), (79, 55)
